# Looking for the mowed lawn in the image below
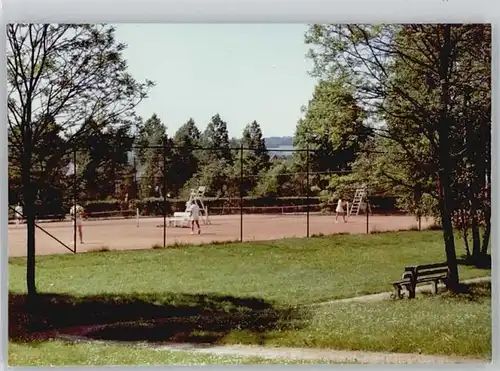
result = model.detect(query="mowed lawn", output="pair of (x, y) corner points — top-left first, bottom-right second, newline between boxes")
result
(9, 231), (490, 304)
(8, 342), (342, 366)
(252, 282), (491, 359)
(9, 231), (492, 365)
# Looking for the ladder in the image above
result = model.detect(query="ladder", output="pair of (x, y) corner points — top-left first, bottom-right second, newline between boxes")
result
(349, 185), (367, 216)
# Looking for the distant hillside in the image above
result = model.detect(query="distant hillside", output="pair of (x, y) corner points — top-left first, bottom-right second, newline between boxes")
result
(128, 136), (296, 169)
(264, 136), (294, 148)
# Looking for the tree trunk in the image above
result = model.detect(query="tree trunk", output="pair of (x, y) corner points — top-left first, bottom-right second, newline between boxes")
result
(462, 234), (470, 258)
(464, 88), (483, 262)
(21, 100), (37, 300)
(470, 209), (481, 258)
(479, 121), (491, 258)
(21, 164), (37, 300)
(460, 209), (471, 258)
(480, 207), (491, 255)
(437, 24), (459, 290)
(438, 178), (460, 289)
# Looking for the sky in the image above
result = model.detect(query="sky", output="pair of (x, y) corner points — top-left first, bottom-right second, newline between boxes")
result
(113, 24), (317, 138)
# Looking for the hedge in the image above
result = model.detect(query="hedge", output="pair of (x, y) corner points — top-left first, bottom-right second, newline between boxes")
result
(8, 195), (403, 220)
(132, 197), (173, 216)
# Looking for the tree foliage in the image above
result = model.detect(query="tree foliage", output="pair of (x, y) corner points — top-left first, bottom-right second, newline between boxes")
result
(304, 23), (491, 281)
(135, 114), (170, 198)
(201, 113), (233, 165)
(7, 23), (153, 297)
(240, 121), (270, 193)
(76, 119), (135, 202)
(294, 77), (372, 197)
(170, 118), (202, 196)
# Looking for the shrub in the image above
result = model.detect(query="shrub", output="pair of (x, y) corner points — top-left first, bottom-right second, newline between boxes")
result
(85, 199), (123, 214)
(134, 197), (174, 216)
(24, 194), (405, 219)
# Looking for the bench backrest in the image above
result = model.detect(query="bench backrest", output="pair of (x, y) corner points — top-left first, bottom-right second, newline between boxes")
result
(417, 262), (448, 270)
(416, 262), (449, 278)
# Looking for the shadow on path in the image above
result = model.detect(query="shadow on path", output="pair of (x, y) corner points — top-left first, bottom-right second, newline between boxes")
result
(9, 291), (308, 346)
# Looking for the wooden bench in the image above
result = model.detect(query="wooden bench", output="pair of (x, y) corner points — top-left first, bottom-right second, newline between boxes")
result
(392, 262), (450, 299)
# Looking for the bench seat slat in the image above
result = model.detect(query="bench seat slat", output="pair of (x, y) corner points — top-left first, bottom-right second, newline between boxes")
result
(393, 279), (411, 285)
(416, 276), (447, 283)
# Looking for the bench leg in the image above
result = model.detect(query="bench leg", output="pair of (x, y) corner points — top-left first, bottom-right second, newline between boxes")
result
(393, 285), (402, 299)
(431, 280), (439, 294)
(406, 284), (416, 299)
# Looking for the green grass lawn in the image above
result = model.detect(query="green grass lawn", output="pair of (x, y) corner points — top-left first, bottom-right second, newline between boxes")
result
(247, 282), (492, 359)
(8, 341), (342, 366)
(9, 231), (491, 365)
(9, 231), (490, 304)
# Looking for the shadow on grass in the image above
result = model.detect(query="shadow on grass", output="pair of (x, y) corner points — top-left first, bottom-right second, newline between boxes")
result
(457, 254), (491, 270)
(448, 281), (491, 300)
(9, 291), (309, 346)
(420, 281), (491, 302)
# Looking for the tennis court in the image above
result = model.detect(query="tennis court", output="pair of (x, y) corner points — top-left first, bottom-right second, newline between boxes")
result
(7, 213), (433, 257)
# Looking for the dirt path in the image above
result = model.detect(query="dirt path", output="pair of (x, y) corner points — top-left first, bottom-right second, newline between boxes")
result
(155, 343), (486, 364)
(54, 334), (487, 364)
(51, 276), (491, 365)
(311, 275), (492, 306)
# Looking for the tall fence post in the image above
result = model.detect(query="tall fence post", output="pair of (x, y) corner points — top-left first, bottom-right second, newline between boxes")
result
(240, 143), (243, 242)
(133, 155), (138, 200)
(73, 148), (77, 253)
(306, 146), (310, 238)
(163, 141), (167, 248)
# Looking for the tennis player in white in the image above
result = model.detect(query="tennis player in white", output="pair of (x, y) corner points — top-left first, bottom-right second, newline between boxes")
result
(14, 203), (23, 226)
(335, 198), (347, 223)
(70, 204), (85, 243)
(188, 201), (201, 235)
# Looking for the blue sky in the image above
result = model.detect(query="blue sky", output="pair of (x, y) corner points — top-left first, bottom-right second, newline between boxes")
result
(113, 24), (317, 138)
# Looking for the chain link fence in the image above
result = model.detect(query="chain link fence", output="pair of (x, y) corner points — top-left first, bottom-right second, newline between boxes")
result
(8, 144), (424, 254)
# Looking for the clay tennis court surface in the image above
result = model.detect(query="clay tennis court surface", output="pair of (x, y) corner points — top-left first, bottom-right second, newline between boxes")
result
(8, 214), (433, 257)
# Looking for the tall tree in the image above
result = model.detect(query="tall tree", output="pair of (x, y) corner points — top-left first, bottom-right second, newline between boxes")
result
(136, 114), (166, 164)
(201, 113), (233, 165)
(241, 120), (269, 166)
(240, 120), (270, 193)
(136, 114), (171, 198)
(294, 77), (372, 196)
(449, 25), (491, 262)
(305, 24), (491, 287)
(77, 120), (135, 201)
(7, 24), (153, 298)
(171, 118), (201, 196)
(195, 114), (234, 196)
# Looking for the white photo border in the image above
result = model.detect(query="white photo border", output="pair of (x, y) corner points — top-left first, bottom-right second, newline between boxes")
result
(0, 1), (498, 371)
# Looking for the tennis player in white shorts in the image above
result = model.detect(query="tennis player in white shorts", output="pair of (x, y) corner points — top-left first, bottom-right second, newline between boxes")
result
(335, 198), (347, 223)
(188, 201), (201, 235)
(70, 204), (85, 243)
